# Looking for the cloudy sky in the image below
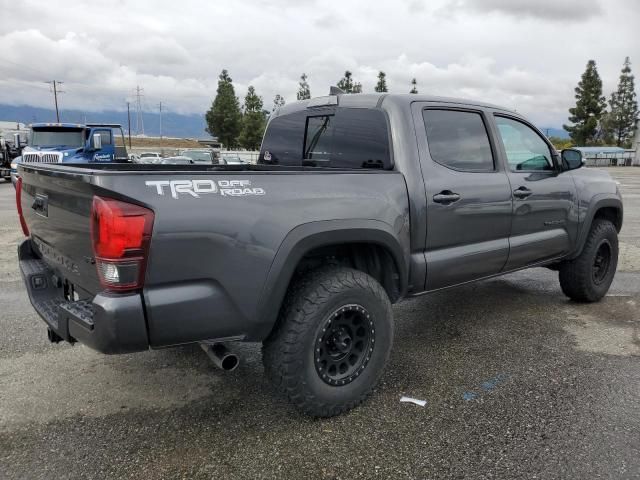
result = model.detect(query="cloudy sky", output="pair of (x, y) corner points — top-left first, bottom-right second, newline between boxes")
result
(1, 0), (638, 127)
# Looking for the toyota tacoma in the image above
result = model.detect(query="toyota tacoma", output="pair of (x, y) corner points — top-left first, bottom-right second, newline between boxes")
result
(16, 92), (623, 417)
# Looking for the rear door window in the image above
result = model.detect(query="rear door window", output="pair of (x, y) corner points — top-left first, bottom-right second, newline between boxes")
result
(422, 109), (494, 172)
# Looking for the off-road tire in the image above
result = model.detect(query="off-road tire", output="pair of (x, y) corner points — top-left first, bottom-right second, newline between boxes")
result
(559, 219), (618, 302)
(263, 266), (393, 417)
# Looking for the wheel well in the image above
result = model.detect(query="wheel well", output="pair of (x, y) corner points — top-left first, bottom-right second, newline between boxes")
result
(593, 207), (622, 232)
(293, 243), (402, 303)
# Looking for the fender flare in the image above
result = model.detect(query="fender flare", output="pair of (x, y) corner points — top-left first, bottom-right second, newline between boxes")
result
(255, 219), (409, 339)
(570, 194), (623, 259)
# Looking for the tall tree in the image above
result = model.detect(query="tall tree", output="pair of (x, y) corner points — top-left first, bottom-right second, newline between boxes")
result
(337, 70), (362, 93)
(604, 57), (639, 147)
(297, 73), (311, 100)
(239, 86), (266, 151)
(410, 78), (418, 94)
(272, 94), (286, 112)
(205, 69), (242, 149)
(563, 60), (607, 146)
(375, 71), (388, 92)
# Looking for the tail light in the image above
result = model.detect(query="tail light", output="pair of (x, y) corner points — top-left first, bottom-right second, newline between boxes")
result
(15, 177), (29, 236)
(90, 196), (154, 292)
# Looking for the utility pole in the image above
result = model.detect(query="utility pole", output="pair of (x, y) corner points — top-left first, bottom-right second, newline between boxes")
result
(134, 85), (145, 136)
(126, 101), (132, 148)
(158, 101), (163, 141)
(158, 101), (163, 154)
(46, 80), (64, 122)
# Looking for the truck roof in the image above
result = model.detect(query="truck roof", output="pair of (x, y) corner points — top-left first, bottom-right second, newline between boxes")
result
(275, 93), (516, 116)
(31, 122), (123, 129)
(31, 122), (87, 129)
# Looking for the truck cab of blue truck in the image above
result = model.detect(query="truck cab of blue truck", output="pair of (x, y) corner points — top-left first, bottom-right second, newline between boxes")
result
(17, 122), (127, 168)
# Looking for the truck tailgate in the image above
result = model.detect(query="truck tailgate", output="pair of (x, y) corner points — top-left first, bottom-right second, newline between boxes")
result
(19, 167), (102, 296)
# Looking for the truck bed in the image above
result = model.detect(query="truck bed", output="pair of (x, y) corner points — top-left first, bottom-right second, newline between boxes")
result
(17, 162), (410, 351)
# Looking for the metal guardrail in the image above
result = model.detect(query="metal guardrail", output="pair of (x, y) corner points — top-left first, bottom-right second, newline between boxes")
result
(584, 151), (639, 167)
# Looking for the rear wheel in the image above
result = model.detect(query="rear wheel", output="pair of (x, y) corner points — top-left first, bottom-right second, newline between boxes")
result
(263, 267), (393, 417)
(559, 219), (618, 302)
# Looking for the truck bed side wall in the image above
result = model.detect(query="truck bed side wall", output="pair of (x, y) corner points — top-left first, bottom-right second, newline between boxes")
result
(90, 171), (410, 346)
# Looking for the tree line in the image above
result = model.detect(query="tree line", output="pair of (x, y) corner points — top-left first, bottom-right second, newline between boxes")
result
(562, 57), (638, 148)
(205, 70), (419, 149)
(206, 61), (638, 150)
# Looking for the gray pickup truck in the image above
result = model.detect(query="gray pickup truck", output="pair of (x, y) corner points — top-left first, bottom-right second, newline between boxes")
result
(17, 92), (622, 417)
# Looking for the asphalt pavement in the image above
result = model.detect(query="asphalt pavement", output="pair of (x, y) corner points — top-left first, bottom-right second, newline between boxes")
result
(0, 168), (638, 480)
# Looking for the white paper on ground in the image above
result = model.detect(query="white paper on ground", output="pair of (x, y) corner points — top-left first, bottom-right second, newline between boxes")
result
(400, 396), (427, 407)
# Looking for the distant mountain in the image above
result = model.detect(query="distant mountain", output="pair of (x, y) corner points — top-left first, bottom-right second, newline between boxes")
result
(1, 103), (571, 141)
(539, 127), (569, 139)
(0, 104), (210, 139)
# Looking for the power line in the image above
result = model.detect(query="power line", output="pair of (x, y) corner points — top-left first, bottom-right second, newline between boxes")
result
(46, 80), (64, 122)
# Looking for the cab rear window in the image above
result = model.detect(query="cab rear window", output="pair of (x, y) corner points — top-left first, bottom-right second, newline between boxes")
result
(259, 108), (391, 169)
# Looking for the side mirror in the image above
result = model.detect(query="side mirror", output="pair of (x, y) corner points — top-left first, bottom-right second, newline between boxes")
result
(561, 148), (583, 171)
(91, 133), (102, 150)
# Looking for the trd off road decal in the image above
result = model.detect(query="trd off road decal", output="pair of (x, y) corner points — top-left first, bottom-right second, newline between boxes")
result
(145, 179), (266, 199)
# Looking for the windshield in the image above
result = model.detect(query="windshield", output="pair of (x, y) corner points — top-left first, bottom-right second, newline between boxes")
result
(31, 128), (85, 148)
(182, 151), (211, 162)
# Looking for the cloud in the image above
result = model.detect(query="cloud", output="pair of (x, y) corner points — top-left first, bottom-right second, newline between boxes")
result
(0, 0), (637, 129)
(448, 0), (602, 21)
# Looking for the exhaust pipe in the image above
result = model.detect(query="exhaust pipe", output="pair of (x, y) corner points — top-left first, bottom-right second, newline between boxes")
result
(200, 343), (239, 371)
(47, 328), (63, 344)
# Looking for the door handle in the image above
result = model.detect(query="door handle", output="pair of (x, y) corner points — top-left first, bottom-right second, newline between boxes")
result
(513, 187), (532, 199)
(433, 191), (461, 204)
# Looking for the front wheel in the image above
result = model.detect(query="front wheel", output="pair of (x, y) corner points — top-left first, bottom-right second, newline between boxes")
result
(263, 267), (394, 417)
(559, 219), (619, 302)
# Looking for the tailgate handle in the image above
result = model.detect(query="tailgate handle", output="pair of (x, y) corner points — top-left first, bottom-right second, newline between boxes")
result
(32, 194), (49, 217)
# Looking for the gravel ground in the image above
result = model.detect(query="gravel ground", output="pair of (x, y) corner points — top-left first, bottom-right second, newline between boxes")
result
(0, 168), (639, 480)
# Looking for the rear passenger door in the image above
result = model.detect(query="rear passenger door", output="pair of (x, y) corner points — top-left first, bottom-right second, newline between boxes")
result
(490, 114), (578, 269)
(413, 104), (513, 290)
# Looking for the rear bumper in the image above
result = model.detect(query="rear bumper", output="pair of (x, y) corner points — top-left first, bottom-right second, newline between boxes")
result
(18, 239), (149, 354)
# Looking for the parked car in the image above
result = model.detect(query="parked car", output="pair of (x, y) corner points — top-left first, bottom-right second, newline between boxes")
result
(157, 156), (194, 165)
(16, 92), (623, 417)
(220, 153), (246, 165)
(180, 149), (220, 165)
(137, 152), (162, 163)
